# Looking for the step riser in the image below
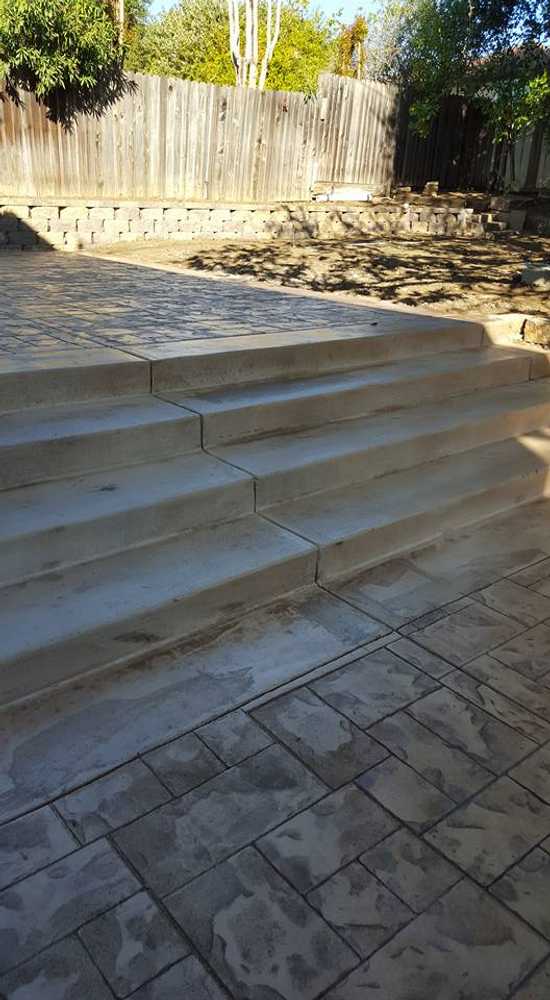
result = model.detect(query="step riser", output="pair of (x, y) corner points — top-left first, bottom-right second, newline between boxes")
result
(0, 479), (254, 587)
(255, 401), (550, 507)
(0, 351), (150, 413)
(152, 326), (483, 391)
(0, 547), (317, 705)
(316, 469), (550, 581)
(0, 419), (199, 491)
(198, 357), (531, 446)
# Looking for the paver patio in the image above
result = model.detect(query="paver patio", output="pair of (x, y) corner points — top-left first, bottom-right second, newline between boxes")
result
(2, 499), (550, 998)
(2, 252), (550, 998)
(0, 253), (377, 358)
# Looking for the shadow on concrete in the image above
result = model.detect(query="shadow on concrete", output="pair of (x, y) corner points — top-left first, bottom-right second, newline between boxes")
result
(0, 213), (54, 252)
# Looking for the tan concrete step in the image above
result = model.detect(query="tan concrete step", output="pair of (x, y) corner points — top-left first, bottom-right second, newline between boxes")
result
(0, 395), (199, 490)
(0, 453), (253, 586)
(148, 318), (483, 391)
(162, 348), (532, 446)
(0, 347), (149, 413)
(0, 514), (316, 704)
(266, 431), (550, 580)
(212, 380), (550, 507)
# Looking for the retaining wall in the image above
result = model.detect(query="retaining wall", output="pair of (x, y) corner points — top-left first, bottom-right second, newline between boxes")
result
(0, 197), (497, 251)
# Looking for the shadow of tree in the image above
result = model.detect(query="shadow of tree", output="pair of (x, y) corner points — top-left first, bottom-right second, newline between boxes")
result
(170, 230), (550, 316)
(1, 68), (136, 130)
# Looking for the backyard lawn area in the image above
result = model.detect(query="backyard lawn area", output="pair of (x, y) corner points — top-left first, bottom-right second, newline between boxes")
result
(94, 231), (550, 319)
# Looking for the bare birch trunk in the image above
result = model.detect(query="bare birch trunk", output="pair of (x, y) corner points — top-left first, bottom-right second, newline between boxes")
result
(258, 0), (282, 90)
(228, 0), (283, 89)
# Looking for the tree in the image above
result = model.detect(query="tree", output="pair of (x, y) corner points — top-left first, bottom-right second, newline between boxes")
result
(0, 0), (122, 99)
(367, 0), (550, 185)
(227, 0), (282, 87)
(129, 0), (337, 94)
(0, 0), (133, 123)
(334, 14), (368, 79)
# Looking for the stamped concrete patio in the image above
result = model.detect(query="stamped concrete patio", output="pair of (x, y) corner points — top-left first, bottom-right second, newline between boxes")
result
(2, 502), (550, 997)
(2, 252), (550, 999)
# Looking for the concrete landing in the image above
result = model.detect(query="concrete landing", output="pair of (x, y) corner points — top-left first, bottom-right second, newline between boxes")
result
(3, 502), (550, 998)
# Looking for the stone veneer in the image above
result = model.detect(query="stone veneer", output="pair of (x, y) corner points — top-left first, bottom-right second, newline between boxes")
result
(0, 196), (499, 251)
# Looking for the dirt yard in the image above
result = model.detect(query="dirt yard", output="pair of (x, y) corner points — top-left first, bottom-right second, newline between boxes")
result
(93, 231), (550, 319)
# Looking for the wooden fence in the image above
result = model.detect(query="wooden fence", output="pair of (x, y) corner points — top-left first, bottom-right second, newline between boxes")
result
(0, 73), (399, 202)
(396, 95), (550, 193)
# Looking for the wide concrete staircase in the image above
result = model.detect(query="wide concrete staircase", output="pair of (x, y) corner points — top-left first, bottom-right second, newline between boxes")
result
(2, 318), (550, 705)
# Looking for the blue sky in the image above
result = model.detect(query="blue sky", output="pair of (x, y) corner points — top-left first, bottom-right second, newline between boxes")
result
(148, 0), (370, 19)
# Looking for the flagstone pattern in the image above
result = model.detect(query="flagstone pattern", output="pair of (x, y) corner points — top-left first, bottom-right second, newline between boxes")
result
(3, 504), (550, 997)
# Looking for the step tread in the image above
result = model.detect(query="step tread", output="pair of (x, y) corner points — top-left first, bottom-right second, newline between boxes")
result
(0, 515), (314, 662)
(165, 348), (525, 416)
(267, 432), (550, 545)
(0, 394), (196, 449)
(0, 452), (251, 542)
(212, 379), (550, 477)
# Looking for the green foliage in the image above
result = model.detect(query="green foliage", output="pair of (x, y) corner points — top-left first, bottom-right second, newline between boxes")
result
(127, 0), (338, 93)
(370, 0), (550, 149)
(334, 14), (368, 78)
(0, 0), (123, 99)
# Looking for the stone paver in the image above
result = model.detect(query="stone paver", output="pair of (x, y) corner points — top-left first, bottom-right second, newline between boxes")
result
(143, 732), (225, 795)
(3, 501), (550, 997)
(443, 669), (550, 743)
(307, 861), (413, 957)
(386, 636), (453, 678)
(356, 756), (455, 832)
(257, 785), (398, 892)
(252, 687), (388, 787)
(55, 760), (170, 844)
(426, 777), (550, 884)
(196, 709), (272, 764)
(369, 710), (492, 802)
(311, 648), (439, 729)
(491, 847), (550, 938)
(0, 254), (375, 359)
(465, 654), (550, 720)
(408, 686), (536, 772)
(360, 828), (461, 912)
(412, 603), (523, 665)
(167, 846), (357, 1000)
(130, 956), (228, 999)
(0, 804), (76, 890)
(0, 840), (139, 973)
(491, 623), (550, 680)
(473, 578), (550, 625)
(325, 880), (547, 1000)
(80, 890), (189, 997)
(0, 936), (113, 1000)
(114, 744), (325, 895)
(513, 958), (550, 999)
(510, 745), (550, 802)
(327, 558), (463, 629)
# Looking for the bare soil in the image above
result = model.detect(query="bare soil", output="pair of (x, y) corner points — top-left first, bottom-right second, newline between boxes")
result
(94, 232), (550, 319)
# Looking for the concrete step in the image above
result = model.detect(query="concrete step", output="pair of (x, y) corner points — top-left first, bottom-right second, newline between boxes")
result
(0, 395), (199, 490)
(164, 348), (532, 446)
(212, 380), (550, 507)
(267, 431), (550, 580)
(0, 347), (150, 413)
(0, 514), (316, 704)
(149, 318), (484, 391)
(0, 453), (253, 586)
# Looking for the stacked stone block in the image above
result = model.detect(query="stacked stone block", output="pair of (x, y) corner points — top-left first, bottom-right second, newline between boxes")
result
(0, 197), (507, 251)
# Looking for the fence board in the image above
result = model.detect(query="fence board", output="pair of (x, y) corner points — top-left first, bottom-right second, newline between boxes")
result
(1, 72), (399, 201)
